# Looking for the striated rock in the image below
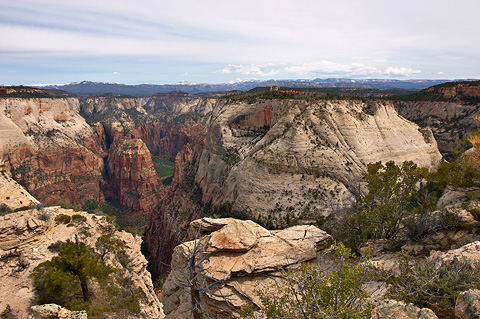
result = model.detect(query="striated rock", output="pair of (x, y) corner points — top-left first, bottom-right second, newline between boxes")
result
(196, 99), (442, 225)
(31, 304), (87, 319)
(107, 138), (161, 212)
(456, 289), (480, 319)
(162, 217), (332, 318)
(371, 300), (438, 319)
(394, 98), (480, 156)
(0, 97), (105, 205)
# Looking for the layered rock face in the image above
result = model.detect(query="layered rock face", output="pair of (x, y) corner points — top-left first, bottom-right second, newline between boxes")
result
(162, 217), (332, 318)
(394, 83), (480, 157)
(395, 100), (480, 156)
(196, 99), (442, 224)
(0, 183), (163, 319)
(0, 97), (105, 205)
(107, 138), (161, 213)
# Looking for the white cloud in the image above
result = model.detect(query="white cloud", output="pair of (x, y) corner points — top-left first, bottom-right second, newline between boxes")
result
(283, 61), (383, 76)
(383, 67), (421, 76)
(438, 71), (445, 75)
(215, 64), (279, 76)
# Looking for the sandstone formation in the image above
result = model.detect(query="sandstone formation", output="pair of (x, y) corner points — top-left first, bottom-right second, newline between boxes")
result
(196, 99), (442, 225)
(0, 97), (105, 205)
(456, 289), (480, 319)
(394, 83), (480, 157)
(107, 138), (161, 213)
(0, 178), (163, 319)
(162, 217), (332, 318)
(395, 100), (479, 156)
(31, 304), (87, 319)
(0, 168), (39, 210)
(371, 300), (438, 319)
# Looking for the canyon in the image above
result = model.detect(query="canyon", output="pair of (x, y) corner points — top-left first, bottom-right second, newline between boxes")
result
(1, 82), (480, 318)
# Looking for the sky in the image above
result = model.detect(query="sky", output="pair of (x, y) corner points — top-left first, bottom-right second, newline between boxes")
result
(1, 0), (479, 85)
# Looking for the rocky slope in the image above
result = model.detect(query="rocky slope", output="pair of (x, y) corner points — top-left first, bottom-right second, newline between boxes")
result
(0, 96), (105, 205)
(394, 82), (480, 157)
(0, 178), (163, 318)
(195, 98), (442, 226)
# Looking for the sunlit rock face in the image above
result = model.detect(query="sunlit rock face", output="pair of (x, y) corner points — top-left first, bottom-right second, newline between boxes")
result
(196, 99), (442, 225)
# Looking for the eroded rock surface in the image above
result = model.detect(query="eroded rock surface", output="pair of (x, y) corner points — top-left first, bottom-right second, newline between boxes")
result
(31, 304), (87, 319)
(196, 99), (442, 225)
(456, 289), (480, 319)
(371, 300), (438, 319)
(162, 217), (332, 318)
(107, 138), (161, 213)
(0, 177), (163, 319)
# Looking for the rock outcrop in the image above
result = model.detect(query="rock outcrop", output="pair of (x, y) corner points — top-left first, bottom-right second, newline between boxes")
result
(107, 138), (161, 213)
(394, 83), (480, 157)
(31, 304), (87, 319)
(395, 100), (479, 156)
(162, 217), (332, 318)
(0, 97), (105, 205)
(196, 99), (442, 225)
(0, 178), (163, 319)
(456, 289), (480, 319)
(371, 300), (438, 319)
(0, 168), (39, 210)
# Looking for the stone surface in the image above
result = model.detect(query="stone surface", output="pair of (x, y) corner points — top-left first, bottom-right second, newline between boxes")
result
(195, 99), (442, 225)
(0, 97), (105, 206)
(107, 138), (161, 213)
(162, 217), (332, 318)
(371, 300), (438, 319)
(431, 240), (480, 266)
(0, 169), (39, 210)
(31, 304), (87, 319)
(0, 203), (163, 318)
(394, 83), (480, 156)
(456, 289), (480, 319)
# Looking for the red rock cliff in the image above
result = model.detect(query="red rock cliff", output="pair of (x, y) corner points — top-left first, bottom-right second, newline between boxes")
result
(107, 138), (161, 213)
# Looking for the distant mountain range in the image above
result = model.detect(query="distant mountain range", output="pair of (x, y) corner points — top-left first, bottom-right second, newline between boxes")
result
(34, 79), (478, 97)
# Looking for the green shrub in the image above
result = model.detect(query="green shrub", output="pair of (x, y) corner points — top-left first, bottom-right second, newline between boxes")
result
(55, 214), (72, 224)
(243, 243), (373, 319)
(0, 204), (13, 215)
(403, 209), (460, 241)
(330, 161), (425, 252)
(0, 305), (15, 319)
(82, 200), (99, 214)
(47, 241), (63, 252)
(71, 214), (87, 224)
(387, 255), (480, 318)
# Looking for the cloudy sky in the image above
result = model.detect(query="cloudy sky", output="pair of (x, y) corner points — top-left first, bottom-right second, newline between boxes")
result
(1, 0), (479, 85)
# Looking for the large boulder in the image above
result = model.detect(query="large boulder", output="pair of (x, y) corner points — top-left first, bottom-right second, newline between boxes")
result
(162, 217), (333, 318)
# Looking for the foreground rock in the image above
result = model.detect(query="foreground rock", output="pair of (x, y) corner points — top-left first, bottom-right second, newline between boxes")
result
(0, 177), (163, 319)
(371, 300), (438, 319)
(162, 217), (332, 318)
(456, 289), (480, 319)
(31, 304), (87, 319)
